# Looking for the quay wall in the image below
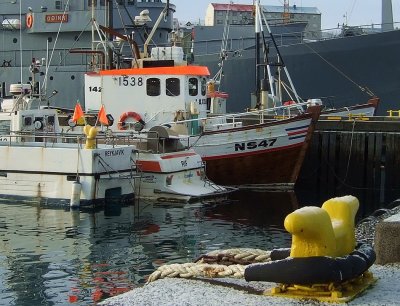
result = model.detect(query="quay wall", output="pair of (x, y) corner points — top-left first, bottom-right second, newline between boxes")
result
(298, 117), (400, 215)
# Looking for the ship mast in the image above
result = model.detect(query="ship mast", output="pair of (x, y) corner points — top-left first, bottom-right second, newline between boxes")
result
(91, 0), (95, 52)
(106, 0), (114, 68)
(255, 0), (261, 106)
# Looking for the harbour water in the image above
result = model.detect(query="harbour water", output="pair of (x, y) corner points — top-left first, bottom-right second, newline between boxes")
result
(0, 187), (397, 305)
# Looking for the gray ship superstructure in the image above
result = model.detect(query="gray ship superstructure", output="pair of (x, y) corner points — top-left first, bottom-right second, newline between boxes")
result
(0, 0), (175, 109)
(193, 1), (400, 115)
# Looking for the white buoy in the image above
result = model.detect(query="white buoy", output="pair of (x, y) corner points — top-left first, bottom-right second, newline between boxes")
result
(70, 181), (82, 208)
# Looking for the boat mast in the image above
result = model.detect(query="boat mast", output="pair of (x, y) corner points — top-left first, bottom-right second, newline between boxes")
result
(107, 0), (114, 69)
(91, 0), (95, 52)
(143, 0), (170, 58)
(19, 0), (23, 84)
(255, 0), (261, 105)
(258, 5), (303, 111)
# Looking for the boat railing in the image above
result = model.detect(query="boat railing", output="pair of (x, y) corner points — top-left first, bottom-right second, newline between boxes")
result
(1, 129), (181, 153)
(0, 41), (173, 69)
(160, 102), (311, 131)
(0, 131), (87, 148)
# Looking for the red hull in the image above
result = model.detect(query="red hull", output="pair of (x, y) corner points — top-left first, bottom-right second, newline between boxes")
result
(202, 106), (321, 186)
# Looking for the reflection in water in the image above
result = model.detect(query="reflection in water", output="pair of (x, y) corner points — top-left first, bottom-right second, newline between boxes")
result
(0, 191), (295, 305)
(0, 186), (387, 305)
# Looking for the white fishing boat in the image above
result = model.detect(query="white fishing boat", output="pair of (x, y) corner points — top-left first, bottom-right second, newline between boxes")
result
(82, 1), (321, 189)
(0, 86), (138, 208)
(0, 80), (232, 205)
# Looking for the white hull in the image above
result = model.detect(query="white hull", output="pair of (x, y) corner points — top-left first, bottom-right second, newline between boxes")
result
(135, 150), (231, 202)
(0, 142), (137, 207)
(193, 116), (313, 159)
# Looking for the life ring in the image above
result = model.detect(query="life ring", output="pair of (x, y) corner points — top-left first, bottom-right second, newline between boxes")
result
(118, 111), (145, 130)
(26, 14), (33, 28)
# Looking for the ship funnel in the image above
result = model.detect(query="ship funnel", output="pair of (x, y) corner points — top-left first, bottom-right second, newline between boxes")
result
(382, 0), (394, 31)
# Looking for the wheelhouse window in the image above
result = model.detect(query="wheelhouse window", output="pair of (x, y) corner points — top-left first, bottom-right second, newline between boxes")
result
(147, 78), (160, 96)
(201, 78), (207, 96)
(188, 78), (198, 96)
(166, 78), (180, 96)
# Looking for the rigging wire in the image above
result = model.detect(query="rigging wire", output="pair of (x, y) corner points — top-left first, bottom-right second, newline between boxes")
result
(347, 0), (359, 25)
(19, 0), (22, 84)
(213, 1), (233, 90)
(41, 0), (71, 94)
(298, 40), (375, 97)
(113, 0), (139, 67)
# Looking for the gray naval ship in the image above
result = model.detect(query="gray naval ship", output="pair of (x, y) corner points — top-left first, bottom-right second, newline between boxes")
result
(193, 0), (400, 116)
(0, 0), (175, 109)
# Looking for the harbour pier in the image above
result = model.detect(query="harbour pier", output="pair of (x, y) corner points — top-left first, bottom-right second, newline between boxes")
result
(298, 115), (400, 214)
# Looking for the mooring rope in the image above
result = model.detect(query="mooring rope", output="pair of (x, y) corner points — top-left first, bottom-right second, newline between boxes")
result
(147, 263), (246, 283)
(147, 248), (271, 283)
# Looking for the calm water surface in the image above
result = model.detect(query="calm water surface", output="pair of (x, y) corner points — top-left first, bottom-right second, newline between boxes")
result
(0, 187), (397, 305)
(0, 191), (296, 305)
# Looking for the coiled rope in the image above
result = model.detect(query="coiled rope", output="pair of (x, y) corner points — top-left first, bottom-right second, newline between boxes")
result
(147, 248), (271, 283)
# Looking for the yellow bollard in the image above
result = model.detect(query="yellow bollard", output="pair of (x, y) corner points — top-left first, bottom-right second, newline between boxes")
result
(321, 195), (359, 257)
(284, 195), (360, 258)
(284, 206), (336, 258)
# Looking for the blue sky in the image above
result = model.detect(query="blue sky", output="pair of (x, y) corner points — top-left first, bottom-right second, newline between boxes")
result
(171, 0), (399, 29)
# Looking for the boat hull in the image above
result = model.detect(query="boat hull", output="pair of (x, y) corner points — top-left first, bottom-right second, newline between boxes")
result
(192, 110), (320, 187)
(203, 143), (305, 186)
(136, 150), (232, 202)
(0, 144), (136, 207)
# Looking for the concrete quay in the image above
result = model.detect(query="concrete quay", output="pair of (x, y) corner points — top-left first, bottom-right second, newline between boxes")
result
(101, 205), (400, 306)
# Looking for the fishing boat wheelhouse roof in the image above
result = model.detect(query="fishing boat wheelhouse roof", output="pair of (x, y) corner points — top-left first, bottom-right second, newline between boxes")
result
(97, 66), (210, 76)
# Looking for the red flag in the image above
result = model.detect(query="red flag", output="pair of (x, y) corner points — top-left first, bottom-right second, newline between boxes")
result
(98, 105), (109, 125)
(72, 103), (84, 122)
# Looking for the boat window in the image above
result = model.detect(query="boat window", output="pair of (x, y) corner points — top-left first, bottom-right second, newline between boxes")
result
(201, 78), (207, 96)
(166, 78), (180, 96)
(147, 78), (160, 96)
(188, 78), (198, 96)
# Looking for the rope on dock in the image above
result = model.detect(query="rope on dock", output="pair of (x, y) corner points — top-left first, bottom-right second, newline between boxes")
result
(147, 263), (246, 282)
(196, 248), (271, 265)
(147, 248), (271, 283)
